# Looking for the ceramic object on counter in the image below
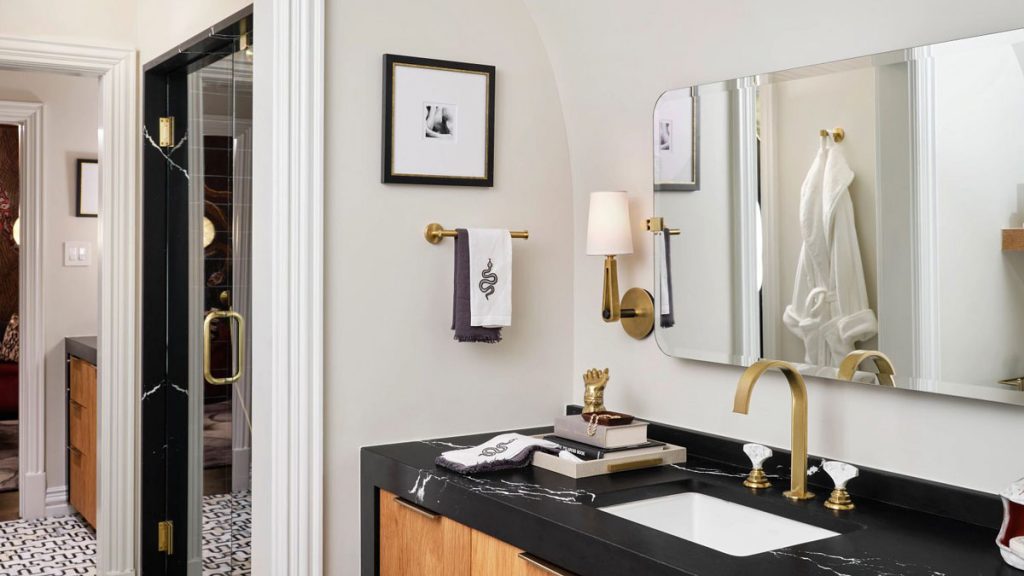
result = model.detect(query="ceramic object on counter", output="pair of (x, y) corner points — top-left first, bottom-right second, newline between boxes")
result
(998, 477), (1024, 569)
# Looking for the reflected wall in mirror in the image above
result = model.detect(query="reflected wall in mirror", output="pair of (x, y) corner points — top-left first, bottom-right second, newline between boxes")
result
(653, 27), (1024, 406)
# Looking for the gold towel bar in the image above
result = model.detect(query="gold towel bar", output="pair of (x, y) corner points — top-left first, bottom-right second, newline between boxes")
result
(424, 222), (529, 244)
(820, 127), (845, 143)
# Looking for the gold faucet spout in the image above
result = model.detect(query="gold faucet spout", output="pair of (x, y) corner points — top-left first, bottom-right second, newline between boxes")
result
(733, 360), (814, 501)
(838, 350), (896, 387)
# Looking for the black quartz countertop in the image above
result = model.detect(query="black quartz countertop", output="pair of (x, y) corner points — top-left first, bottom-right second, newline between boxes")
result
(65, 336), (97, 365)
(361, 420), (1017, 576)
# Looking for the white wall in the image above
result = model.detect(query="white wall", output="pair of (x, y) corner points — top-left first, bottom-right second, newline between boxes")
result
(0, 70), (101, 492)
(525, 0), (1024, 495)
(0, 0), (135, 48)
(325, 0), (574, 572)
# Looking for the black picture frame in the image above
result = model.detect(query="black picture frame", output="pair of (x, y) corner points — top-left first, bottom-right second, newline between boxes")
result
(75, 158), (99, 217)
(382, 54), (496, 187)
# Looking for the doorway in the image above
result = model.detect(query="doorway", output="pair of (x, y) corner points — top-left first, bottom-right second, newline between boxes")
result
(141, 8), (254, 575)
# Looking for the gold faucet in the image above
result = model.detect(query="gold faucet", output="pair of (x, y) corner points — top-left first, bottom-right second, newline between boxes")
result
(733, 360), (815, 501)
(838, 350), (895, 387)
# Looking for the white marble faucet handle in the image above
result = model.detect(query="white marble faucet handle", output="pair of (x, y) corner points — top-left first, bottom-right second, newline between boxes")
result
(823, 461), (859, 489)
(743, 443), (772, 469)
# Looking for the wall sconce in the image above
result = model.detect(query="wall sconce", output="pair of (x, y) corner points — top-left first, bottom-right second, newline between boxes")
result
(586, 191), (654, 339)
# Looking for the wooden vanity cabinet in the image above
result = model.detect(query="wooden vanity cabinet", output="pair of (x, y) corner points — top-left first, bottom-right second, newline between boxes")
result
(68, 356), (97, 528)
(379, 490), (577, 576)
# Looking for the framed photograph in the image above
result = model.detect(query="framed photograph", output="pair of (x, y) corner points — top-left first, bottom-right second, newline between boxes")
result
(76, 159), (99, 217)
(654, 87), (700, 192)
(382, 54), (496, 187)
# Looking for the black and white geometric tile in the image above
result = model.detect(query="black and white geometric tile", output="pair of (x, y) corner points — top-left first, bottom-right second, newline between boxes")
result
(202, 490), (251, 576)
(0, 491), (251, 575)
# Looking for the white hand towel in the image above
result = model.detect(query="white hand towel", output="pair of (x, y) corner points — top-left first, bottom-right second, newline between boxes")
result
(468, 229), (512, 327)
(435, 433), (559, 474)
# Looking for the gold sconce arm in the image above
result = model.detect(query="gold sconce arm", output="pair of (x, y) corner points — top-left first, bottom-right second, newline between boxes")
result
(599, 255), (654, 339)
(838, 350), (895, 387)
(601, 256), (622, 322)
(646, 217), (680, 236)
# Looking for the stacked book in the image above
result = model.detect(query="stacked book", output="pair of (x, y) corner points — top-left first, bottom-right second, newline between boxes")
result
(546, 414), (665, 461)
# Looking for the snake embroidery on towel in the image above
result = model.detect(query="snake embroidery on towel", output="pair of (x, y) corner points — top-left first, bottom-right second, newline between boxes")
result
(479, 438), (515, 457)
(479, 258), (498, 300)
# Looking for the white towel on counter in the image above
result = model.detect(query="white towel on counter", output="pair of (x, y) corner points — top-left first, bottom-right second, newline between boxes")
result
(468, 229), (512, 327)
(435, 433), (559, 474)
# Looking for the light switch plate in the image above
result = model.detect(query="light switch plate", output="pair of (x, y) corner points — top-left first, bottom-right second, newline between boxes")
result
(64, 241), (91, 267)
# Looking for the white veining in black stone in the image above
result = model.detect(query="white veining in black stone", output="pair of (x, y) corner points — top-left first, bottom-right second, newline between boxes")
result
(143, 126), (190, 180)
(141, 378), (188, 401)
(407, 469), (596, 506)
(768, 550), (948, 576)
(420, 440), (472, 450)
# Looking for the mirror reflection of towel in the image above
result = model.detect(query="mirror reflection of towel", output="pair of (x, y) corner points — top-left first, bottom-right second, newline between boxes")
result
(452, 229), (501, 343)
(659, 230), (675, 328)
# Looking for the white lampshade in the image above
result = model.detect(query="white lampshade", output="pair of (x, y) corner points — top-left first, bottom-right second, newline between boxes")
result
(586, 191), (634, 256)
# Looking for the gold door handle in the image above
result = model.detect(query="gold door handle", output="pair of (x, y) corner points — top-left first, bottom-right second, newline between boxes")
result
(392, 496), (440, 520)
(517, 553), (576, 576)
(203, 310), (245, 385)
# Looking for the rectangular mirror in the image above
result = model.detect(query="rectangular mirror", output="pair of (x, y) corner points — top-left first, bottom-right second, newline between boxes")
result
(653, 27), (1024, 406)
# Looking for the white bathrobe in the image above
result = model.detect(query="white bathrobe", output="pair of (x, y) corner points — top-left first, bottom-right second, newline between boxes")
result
(783, 141), (877, 367)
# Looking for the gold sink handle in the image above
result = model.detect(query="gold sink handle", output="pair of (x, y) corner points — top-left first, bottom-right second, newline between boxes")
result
(822, 460), (859, 511)
(742, 443), (773, 490)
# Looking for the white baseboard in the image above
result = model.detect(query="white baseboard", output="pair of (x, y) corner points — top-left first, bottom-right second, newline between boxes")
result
(21, 471), (46, 519)
(232, 447), (251, 493)
(45, 485), (70, 517)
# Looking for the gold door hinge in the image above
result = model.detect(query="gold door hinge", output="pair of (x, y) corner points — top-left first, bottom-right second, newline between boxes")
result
(158, 117), (175, 148)
(157, 520), (174, 555)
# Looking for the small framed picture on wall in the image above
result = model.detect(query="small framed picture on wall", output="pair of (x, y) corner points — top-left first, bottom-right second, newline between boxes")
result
(654, 87), (700, 192)
(76, 159), (99, 217)
(382, 54), (496, 187)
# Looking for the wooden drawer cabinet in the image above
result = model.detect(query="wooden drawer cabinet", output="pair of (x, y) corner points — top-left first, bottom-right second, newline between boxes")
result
(379, 490), (577, 576)
(68, 356), (97, 528)
(379, 489), (471, 576)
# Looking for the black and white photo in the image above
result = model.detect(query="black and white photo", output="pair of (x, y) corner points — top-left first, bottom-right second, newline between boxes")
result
(424, 103), (457, 140)
(382, 54), (495, 186)
(658, 119), (673, 151)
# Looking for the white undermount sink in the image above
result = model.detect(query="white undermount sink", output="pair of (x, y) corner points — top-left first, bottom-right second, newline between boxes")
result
(599, 492), (840, 557)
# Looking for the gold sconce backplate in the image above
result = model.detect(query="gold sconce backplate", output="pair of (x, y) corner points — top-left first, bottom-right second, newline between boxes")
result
(620, 288), (654, 340)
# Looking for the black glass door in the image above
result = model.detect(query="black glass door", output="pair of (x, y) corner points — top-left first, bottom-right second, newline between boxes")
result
(142, 7), (253, 575)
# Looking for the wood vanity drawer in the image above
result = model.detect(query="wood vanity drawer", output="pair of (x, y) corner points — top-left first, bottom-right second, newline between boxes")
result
(472, 531), (578, 576)
(69, 446), (96, 527)
(68, 400), (92, 455)
(69, 357), (96, 408)
(379, 489), (578, 576)
(68, 355), (97, 529)
(379, 490), (471, 576)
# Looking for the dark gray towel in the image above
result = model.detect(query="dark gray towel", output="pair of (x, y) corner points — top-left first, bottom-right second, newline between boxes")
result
(661, 230), (675, 328)
(452, 229), (502, 343)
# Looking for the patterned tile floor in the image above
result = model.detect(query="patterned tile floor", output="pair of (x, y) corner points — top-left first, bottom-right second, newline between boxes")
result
(0, 491), (251, 575)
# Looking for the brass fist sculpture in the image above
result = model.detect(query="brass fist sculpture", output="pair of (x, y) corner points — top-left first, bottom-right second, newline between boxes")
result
(583, 368), (609, 414)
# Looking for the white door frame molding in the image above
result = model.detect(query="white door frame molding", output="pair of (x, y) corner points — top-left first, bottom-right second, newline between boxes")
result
(0, 99), (45, 520)
(252, 0), (325, 573)
(0, 36), (138, 576)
